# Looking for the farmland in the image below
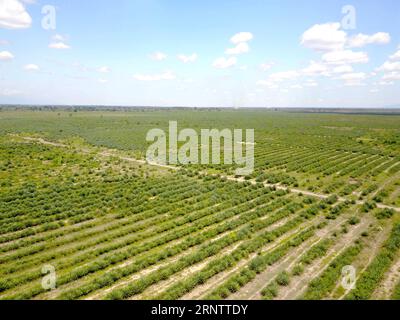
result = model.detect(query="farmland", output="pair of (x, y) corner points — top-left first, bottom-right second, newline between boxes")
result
(0, 107), (399, 300)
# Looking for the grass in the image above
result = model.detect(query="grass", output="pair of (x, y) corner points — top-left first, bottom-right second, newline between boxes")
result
(0, 108), (399, 300)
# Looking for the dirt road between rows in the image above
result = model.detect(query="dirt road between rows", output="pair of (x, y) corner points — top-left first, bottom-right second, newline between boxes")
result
(19, 135), (400, 213)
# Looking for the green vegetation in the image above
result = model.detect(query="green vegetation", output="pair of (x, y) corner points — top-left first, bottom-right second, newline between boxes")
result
(0, 108), (399, 300)
(392, 281), (400, 300)
(302, 239), (366, 300)
(346, 223), (400, 300)
(300, 239), (333, 265)
(375, 208), (395, 220)
(261, 281), (279, 300)
(276, 271), (291, 286)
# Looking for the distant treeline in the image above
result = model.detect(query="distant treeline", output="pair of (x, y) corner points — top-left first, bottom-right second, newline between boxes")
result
(1, 105), (400, 115)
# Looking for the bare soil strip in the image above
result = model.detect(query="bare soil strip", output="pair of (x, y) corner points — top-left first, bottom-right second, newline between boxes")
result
(179, 216), (325, 300)
(276, 217), (373, 300)
(135, 208), (301, 300)
(34, 197), (269, 299)
(371, 254), (400, 299)
(330, 224), (391, 300)
(18, 136), (400, 213)
(5, 135), (398, 301)
(81, 199), (290, 300)
(229, 214), (365, 300)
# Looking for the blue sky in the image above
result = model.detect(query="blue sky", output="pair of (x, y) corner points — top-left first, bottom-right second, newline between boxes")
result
(0, 0), (399, 107)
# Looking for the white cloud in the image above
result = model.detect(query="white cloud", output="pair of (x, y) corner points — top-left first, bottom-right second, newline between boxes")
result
(212, 56), (237, 69)
(304, 80), (318, 87)
(97, 66), (110, 73)
(256, 80), (278, 89)
(378, 61), (400, 72)
(0, 0), (32, 29)
(0, 50), (14, 60)
(269, 70), (299, 81)
(301, 23), (346, 51)
(390, 50), (400, 61)
(225, 42), (249, 55)
(0, 88), (22, 96)
(257, 70), (300, 89)
(150, 51), (167, 61)
(322, 50), (368, 65)
(182, 77), (194, 83)
(71, 62), (89, 72)
(347, 32), (390, 48)
(339, 72), (367, 86)
(260, 62), (274, 72)
(378, 80), (394, 86)
(376, 51), (400, 82)
(290, 84), (303, 89)
(177, 53), (198, 63)
(340, 72), (367, 81)
(302, 61), (329, 76)
(332, 65), (353, 73)
(98, 78), (108, 83)
(343, 82), (365, 87)
(49, 42), (70, 49)
(133, 71), (176, 81)
(23, 63), (39, 71)
(230, 32), (253, 44)
(52, 34), (67, 42)
(382, 72), (400, 81)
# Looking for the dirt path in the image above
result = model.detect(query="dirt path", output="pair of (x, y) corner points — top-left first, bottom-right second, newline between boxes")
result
(371, 254), (400, 299)
(100, 151), (178, 171)
(277, 217), (372, 300)
(230, 214), (363, 300)
(17, 135), (400, 213)
(6, 134), (399, 301)
(82, 198), (282, 300)
(0, 216), (109, 249)
(179, 215), (325, 300)
(20, 136), (67, 147)
(387, 188), (400, 207)
(384, 161), (400, 174)
(370, 170), (400, 199)
(135, 208), (301, 300)
(331, 224), (390, 300)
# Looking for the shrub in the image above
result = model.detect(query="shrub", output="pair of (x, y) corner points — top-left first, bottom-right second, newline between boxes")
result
(348, 216), (360, 225)
(361, 201), (377, 213)
(292, 264), (304, 276)
(346, 223), (400, 300)
(375, 208), (394, 220)
(261, 281), (278, 300)
(276, 271), (290, 286)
